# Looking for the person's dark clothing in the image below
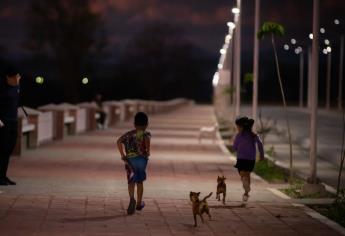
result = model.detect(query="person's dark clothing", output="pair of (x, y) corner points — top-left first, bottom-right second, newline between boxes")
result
(0, 85), (20, 122)
(95, 98), (107, 127)
(0, 121), (17, 179)
(98, 111), (106, 126)
(0, 84), (20, 181)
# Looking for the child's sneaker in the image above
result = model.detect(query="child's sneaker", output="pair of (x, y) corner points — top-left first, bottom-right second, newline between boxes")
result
(136, 201), (145, 211)
(242, 193), (249, 202)
(127, 198), (136, 215)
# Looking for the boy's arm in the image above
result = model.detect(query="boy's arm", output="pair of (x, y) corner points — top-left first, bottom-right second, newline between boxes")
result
(145, 136), (150, 158)
(116, 136), (126, 160)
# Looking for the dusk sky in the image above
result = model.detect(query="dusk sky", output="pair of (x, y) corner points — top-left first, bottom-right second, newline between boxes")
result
(1, 0), (344, 60)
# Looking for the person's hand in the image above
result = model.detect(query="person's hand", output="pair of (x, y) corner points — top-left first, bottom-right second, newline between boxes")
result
(0, 119), (4, 128)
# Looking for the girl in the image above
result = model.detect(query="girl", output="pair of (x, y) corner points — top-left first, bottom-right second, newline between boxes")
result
(232, 116), (264, 202)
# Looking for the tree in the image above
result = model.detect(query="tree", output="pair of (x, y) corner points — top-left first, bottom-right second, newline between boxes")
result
(26, 0), (106, 102)
(257, 22), (294, 181)
(117, 23), (211, 101)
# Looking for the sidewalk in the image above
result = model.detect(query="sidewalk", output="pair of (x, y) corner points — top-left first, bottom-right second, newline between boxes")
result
(0, 105), (343, 235)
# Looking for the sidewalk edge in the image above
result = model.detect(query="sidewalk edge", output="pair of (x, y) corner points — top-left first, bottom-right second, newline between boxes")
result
(292, 203), (345, 235)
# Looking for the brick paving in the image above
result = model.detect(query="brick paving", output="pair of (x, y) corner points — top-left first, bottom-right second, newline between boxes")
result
(0, 105), (342, 235)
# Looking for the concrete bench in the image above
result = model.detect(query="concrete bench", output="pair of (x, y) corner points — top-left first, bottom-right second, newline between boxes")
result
(38, 103), (77, 140)
(13, 107), (40, 156)
(103, 101), (123, 126)
(78, 102), (99, 131)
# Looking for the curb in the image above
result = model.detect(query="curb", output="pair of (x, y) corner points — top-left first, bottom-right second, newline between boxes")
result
(292, 203), (345, 235)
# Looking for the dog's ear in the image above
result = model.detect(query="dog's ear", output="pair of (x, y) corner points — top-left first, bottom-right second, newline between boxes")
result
(197, 192), (200, 196)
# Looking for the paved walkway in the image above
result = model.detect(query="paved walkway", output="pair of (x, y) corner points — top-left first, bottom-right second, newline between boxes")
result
(0, 105), (343, 235)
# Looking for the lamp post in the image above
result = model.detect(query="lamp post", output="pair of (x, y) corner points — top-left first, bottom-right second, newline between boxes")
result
(323, 45), (332, 109)
(232, 1), (241, 117)
(335, 19), (344, 111)
(309, 0), (320, 185)
(227, 22), (236, 106)
(252, 0), (260, 124)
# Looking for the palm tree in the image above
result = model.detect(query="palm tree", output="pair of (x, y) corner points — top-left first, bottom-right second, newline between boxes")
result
(257, 22), (294, 181)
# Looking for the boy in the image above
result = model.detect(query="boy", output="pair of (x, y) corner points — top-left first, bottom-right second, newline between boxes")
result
(117, 112), (151, 215)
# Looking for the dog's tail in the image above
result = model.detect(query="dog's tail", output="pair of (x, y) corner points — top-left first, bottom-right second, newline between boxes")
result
(202, 192), (213, 201)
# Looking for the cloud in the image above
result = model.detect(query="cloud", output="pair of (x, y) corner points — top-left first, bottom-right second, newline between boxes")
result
(90, 0), (230, 27)
(0, 6), (15, 18)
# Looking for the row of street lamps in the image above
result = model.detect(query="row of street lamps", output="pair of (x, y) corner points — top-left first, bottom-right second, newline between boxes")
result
(214, 0), (343, 188)
(283, 19), (344, 110)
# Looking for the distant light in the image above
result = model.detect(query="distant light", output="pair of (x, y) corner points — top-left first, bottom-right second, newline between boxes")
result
(323, 49), (328, 55)
(213, 72), (219, 87)
(232, 7), (240, 14)
(218, 64), (223, 70)
(324, 39), (330, 45)
(309, 33), (313, 40)
(220, 48), (226, 55)
(225, 34), (231, 44)
(283, 44), (289, 50)
(334, 19), (340, 25)
(35, 76), (44, 84)
(320, 28), (325, 34)
(291, 38), (297, 45)
(327, 46), (332, 53)
(227, 21), (236, 30)
(82, 77), (89, 84)
(295, 46), (303, 54)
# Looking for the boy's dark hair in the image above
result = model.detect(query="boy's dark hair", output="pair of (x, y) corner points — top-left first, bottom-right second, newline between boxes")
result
(134, 112), (148, 126)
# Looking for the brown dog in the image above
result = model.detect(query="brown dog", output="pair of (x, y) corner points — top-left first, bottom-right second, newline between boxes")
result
(216, 176), (226, 204)
(189, 191), (212, 227)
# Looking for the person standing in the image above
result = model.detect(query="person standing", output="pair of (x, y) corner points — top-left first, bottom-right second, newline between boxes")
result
(94, 94), (107, 129)
(0, 67), (21, 185)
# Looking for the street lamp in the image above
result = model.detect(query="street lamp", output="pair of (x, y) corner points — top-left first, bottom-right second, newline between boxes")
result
(252, 0), (260, 124)
(334, 19), (344, 111)
(322, 43), (332, 109)
(227, 21), (236, 106)
(232, 0), (241, 117)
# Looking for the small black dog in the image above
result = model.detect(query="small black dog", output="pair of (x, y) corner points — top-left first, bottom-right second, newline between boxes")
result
(216, 176), (226, 204)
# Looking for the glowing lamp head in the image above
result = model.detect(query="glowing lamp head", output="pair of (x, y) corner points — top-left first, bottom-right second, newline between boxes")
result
(82, 77), (89, 85)
(232, 7), (240, 14)
(283, 44), (289, 51)
(35, 76), (44, 84)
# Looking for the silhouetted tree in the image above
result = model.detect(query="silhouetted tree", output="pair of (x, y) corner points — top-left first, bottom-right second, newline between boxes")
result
(26, 0), (106, 102)
(117, 23), (211, 101)
(258, 22), (294, 182)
